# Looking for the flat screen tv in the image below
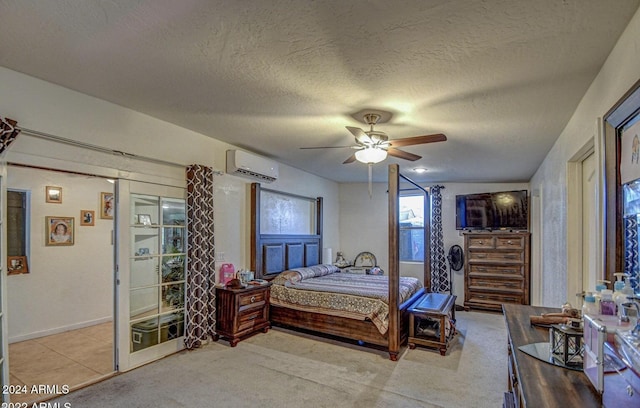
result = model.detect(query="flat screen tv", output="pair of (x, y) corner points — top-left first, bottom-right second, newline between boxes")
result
(455, 190), (528, 231)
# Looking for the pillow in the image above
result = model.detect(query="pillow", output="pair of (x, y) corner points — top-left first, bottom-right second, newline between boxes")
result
(272, 270), (303, 285)
(272, 264), (338, 285)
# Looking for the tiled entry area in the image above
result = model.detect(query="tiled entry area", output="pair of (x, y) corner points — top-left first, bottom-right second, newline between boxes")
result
(8, 322), (114, 403)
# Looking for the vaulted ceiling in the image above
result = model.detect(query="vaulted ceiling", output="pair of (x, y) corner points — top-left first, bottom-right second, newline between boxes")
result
(1, 0), (639, 182)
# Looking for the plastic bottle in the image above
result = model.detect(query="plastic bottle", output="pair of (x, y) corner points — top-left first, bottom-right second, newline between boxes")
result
(600, 289), (616, 315)
(582, 293), (598, 317)
(594, 279), (610, 311)
(613, 273), (629, 319)
(622, 274), (634, 297)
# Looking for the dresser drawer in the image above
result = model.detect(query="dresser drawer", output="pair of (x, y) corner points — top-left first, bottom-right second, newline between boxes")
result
(495, 236), (526, 250)
(468, 251), (523, 262)
(467, 236), (495, 249)
(469, 263), (524, 277)
(467, 291), (523, 305)
(468, 276), (523, 293)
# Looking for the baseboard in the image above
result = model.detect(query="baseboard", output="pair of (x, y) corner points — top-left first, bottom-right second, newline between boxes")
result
(9, 316), (113, 344)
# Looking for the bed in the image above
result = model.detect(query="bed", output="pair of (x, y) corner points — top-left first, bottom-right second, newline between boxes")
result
(250, 164), (431, 360)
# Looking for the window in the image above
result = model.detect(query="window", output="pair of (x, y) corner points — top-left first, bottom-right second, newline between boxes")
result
(399, 194), (426, 262)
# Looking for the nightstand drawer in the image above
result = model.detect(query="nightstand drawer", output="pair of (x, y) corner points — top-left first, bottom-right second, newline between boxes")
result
(238, 308), (268, 332)
(238, 290), (267, 309)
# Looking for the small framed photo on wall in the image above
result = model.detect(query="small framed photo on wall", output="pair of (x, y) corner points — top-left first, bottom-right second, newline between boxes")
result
(100, 192), (114, 219)
(7, 256), (29, 275)
(80, 210), (95, 226)
(45, 186), (62, 203)
(46, 216), (74, 246)
(137, 214), (152, 225)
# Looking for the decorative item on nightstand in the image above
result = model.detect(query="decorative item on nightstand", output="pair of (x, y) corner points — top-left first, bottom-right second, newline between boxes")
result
(334, 251), (349, 268)
(219, 263), (235, 285)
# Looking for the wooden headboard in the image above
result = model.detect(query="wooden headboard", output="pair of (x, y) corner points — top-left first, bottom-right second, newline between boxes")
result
(250, 183), (323, 279)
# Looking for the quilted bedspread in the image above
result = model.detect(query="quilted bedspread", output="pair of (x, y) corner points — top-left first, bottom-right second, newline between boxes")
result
(270, 265), (423, 335)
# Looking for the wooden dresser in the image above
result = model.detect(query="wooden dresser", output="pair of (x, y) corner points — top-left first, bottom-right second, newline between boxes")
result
(463, 231), (530, 312)
(214, 283), (271, 347)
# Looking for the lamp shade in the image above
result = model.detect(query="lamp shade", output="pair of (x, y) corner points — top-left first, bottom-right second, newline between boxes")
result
(355, 147), (387, 164)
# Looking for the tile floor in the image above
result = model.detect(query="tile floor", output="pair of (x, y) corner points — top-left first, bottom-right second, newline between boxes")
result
(8, 321), (115, 404)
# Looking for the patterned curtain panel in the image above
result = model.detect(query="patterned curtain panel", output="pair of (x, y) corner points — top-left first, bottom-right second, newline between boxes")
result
(0, 116), (21, 154)
(430, 185), (449, 293)
(185, 164), (217, 349)
(624, 215), (640, 294)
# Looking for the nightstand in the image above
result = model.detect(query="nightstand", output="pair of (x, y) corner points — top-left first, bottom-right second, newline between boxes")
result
(407, 292), (456, 355)
(214, 283), (271, 347)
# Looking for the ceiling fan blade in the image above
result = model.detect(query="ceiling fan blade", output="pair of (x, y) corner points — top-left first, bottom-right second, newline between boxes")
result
(343, 154), (357, 164)
(346, 126), (370, 144)
(387, 147), (422, 161)
(389, 133), (447, 147)
(300, 145), (353, 149)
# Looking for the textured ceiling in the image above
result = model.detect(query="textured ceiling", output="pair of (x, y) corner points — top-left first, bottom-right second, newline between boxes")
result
(1, 0), (639, 183)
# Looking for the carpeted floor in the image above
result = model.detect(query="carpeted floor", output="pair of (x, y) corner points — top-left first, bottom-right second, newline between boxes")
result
(50, 311), (506, 408)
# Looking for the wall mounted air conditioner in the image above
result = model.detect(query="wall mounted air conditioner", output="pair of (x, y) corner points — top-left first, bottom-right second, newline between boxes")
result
(226, 150), (279, 182)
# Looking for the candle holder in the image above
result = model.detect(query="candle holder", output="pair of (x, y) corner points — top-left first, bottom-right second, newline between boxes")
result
(549, 322), (583, 367)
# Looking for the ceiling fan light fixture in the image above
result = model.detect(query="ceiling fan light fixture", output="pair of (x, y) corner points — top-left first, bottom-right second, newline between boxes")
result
(355, 147), (387, 164)
(413, 167), (428, 173)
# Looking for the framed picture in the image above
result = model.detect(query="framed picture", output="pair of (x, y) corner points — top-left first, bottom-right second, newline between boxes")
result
(138, 214), (152, 225)
(100, 192), (114, 219)
(7, 256), (29, 275)
(80, 210), (95, 226)
(45, 186), (62, 203)
(46, 216), (74, 246)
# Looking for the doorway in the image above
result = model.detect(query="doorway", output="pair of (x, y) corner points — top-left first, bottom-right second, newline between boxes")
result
(5, 165), (115, 404)
(567, 140), (600, 307)
(581, 153), (597, 294)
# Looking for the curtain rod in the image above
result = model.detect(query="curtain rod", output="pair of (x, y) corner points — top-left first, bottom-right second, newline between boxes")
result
(17, 126), (223, 174)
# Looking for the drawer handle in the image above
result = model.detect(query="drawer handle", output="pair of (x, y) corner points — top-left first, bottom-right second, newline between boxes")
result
(250, 296), (256, 303)
(504, 297), (516, 302)
(476, 254), (487, 258)
(478, 241), (483, 245)
(507, 240), (513, 245)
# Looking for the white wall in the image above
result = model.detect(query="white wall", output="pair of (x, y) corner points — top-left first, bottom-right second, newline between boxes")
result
(531, 7), (640, 306)
(6, 166), (114, 342)
(339, 181), (528, 306)
(0, 67), (340, 340)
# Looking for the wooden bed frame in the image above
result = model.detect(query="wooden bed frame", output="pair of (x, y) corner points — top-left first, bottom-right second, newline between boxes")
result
(250, 164), (431, 360)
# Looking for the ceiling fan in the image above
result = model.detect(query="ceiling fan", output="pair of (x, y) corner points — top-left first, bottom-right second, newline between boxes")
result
(300, 111), (447, 165)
